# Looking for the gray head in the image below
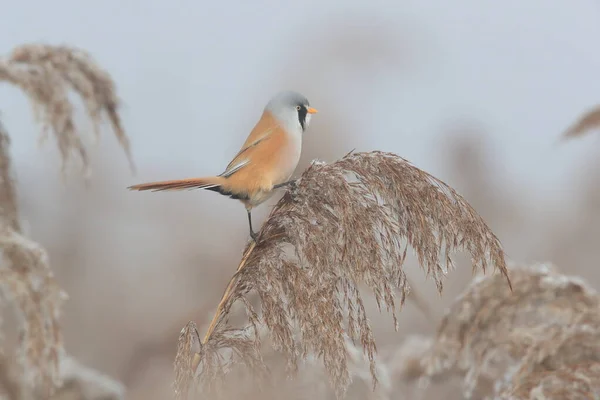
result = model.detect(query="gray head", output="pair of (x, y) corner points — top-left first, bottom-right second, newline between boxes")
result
(264, 90), (317, 133)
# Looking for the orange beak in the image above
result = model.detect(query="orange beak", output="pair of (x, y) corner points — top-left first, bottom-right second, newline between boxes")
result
(307, 107), (318, 114)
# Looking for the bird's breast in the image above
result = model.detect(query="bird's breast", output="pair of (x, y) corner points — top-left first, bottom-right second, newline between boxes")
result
(276, 131), (302, 181)
(224, 127), (301, 193)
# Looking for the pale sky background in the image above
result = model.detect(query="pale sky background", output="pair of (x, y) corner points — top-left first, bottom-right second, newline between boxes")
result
(2, 0), (600, 202)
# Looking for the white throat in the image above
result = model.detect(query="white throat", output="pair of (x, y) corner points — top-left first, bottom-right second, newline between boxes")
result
(304, 113), (312, 130)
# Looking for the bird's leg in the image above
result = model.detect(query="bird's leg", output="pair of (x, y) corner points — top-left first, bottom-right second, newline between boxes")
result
(247, 210), (258, 241)
(273, 179), (297, 189)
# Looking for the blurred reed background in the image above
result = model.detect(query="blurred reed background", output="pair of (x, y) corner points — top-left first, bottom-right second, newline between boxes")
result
(1, 1), (600, 399)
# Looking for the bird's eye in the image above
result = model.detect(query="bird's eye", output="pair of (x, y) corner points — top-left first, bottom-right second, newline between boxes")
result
(296, 105), (301, 111)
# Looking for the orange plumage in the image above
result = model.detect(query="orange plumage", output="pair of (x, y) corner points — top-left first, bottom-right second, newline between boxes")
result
(128, 91), (317, 240)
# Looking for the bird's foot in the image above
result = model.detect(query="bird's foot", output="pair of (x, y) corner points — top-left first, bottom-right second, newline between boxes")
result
(274, 179), (297, 189)
(250, 229), (258, 242)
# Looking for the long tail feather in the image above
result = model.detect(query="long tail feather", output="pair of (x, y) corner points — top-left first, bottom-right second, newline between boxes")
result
(128, 176), (225, 192)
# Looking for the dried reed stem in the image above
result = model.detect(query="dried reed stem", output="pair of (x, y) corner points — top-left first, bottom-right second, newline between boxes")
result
(201, 241), (257, 345)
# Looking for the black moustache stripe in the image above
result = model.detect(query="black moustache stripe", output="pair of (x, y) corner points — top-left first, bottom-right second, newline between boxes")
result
(298, 106), (307, 131)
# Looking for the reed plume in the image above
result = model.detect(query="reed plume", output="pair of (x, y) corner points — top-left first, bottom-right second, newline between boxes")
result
(562, 105), (600, 140)
(0, 43), (132, 397)
(0, 43), (134, 175)
(175, 150), (512, 399)
(396, 262), (600, 399)
(505, 362), (600, 400)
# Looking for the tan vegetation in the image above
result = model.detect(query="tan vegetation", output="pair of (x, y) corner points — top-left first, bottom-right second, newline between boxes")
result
(395, 262), (600, 399)
(0, 43), (131, 399)
(174, 150), (512, 399)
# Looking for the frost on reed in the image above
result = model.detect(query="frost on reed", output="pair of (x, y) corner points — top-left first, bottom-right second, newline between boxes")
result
(53, 355), (126, 400)
(505, 362), (600, 400)
(396, 262), (600, 400)
(176, 323), (393, 400)
(175, 150), (512, 399)
(0, 43), (132, 397)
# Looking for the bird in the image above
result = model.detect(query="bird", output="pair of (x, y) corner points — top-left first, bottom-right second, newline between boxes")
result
(128, 90), (318, 241)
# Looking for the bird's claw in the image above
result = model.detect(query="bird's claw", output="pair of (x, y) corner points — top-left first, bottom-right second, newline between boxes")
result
(273, 179), (297, 190)
(250, 230), (258, 242)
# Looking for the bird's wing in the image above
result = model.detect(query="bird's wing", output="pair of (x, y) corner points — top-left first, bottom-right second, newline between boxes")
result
(220, 111), (280, 177)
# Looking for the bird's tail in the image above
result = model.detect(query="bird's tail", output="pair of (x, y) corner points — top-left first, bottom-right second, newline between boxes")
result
(128, 176), (227, 192)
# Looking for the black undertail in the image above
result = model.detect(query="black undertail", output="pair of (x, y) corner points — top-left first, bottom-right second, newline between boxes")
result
(204, 185), (249, 201)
